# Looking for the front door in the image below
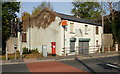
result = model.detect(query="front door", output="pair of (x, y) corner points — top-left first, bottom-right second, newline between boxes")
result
(79, 42), (89, 54)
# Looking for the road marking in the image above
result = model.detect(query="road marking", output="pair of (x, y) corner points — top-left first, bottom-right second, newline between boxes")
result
(106, 63), (120, 69)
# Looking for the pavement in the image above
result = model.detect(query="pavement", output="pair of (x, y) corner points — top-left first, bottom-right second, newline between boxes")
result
(1, 51), (120, 65)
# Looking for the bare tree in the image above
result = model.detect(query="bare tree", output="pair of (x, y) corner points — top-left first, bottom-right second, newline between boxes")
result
(32, 1), (53, 16)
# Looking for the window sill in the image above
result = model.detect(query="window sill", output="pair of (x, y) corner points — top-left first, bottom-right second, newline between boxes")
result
(70, 32), (75, 34)
(85, 33), (88, 35)
(22, 41), (27, 43)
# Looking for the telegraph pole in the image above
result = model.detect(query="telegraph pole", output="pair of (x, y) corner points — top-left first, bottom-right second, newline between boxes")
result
(101, 2), (104, 53)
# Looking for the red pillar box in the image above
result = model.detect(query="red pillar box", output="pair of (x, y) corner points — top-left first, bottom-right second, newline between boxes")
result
(51, 42), (56, 56)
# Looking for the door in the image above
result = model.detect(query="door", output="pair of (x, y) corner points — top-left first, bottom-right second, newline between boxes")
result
(79, 42), (89, 54)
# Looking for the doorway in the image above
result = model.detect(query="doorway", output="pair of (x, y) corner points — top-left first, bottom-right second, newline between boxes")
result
(79, 38), (90, 54)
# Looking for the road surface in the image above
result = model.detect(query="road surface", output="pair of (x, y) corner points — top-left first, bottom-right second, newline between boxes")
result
(1, 56), (120, 74)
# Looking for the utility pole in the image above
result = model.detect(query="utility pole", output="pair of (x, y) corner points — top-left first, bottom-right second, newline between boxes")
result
(101, 2), (104, 53)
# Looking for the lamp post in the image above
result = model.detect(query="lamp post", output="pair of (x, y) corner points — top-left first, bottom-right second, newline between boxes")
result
(61, 20), (67, 56)
(63, 26), (66, 56)
(19, 1), (22, 59)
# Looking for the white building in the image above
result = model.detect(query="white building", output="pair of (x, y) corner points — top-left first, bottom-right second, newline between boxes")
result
(18, 9), (102, 56)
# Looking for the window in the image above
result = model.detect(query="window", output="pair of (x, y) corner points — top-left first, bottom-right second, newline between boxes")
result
(70, 41), (75, 52)
(85, 25), (88, 34)
(22, 33), (27, 42)
(96, 26), (99, 35)
(70, 23), (74, 33)
(96, 40), (98, 47)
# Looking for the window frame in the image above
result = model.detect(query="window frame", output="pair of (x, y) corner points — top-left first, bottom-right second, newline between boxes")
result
(22, 32), (27, 42)
(96, 26), (99, 35)
(85, 25), (88, 35)
(70, 23), (74, 34)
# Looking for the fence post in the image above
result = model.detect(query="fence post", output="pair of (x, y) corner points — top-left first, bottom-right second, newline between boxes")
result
(64, 47), (66, 56)
(115, 44), (118, 52)
(6, 47), (8, 60)
(94, 46), (96, 53)
(98, 45), (100, 53)
(108, 45), (110, 52)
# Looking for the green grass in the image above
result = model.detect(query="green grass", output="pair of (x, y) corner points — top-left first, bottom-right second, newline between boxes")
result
(1, 52), (42, 60)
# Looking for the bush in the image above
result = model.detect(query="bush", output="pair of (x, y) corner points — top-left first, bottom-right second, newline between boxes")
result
(30, 48), (39, 53)
(22, 48), (39, 54)
(22, 47), (28, 54)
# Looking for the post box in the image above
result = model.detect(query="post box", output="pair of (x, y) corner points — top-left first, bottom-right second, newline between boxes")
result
(51, 42), (56, 56)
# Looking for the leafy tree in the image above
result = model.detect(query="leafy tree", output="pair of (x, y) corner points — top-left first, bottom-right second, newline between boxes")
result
(2, 2), (20, 54)
(32, 1), (53, 16)
(111, 11), (120, 44)
(71, 2), (102, 20)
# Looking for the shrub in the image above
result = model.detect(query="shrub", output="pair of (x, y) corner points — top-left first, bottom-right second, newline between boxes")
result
(30, 48), (39, 53)
(22, 47), (39, 54)
(22, 47), (28, 54)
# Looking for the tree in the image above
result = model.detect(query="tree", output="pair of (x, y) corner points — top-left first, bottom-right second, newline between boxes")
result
(32, 1), (53, 16)
(101, 2), (120, 44)
(71, 2), (102, 20)
(2, 2), (20, 54)
(95, 2), (120, 44)
(111, 11), (120, 44)
(22, 12), (30, 21)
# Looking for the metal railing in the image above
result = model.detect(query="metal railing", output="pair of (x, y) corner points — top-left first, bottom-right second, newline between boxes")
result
(62, 45), (115, 56)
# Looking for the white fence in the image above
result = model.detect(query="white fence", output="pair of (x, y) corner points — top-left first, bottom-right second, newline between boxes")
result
(62, 45), (116, 56)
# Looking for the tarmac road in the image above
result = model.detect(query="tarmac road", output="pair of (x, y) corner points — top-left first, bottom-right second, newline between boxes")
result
(2, 61), (88, 73)
(59, 56), (120, 74)
(1, 56), (120, 74)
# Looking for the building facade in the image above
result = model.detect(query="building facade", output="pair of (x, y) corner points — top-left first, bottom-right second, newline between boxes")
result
(18, 9), (102, 56)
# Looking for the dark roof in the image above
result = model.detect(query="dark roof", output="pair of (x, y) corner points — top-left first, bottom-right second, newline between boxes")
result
(56, 12), (101, 26)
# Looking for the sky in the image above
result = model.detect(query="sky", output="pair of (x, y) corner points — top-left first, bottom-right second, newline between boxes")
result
(17, 2), (73, 17)
(17, 1), (120, 17)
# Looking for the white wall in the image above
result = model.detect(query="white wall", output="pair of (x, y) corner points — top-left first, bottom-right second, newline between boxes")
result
(19, 17), (102, 56)
(21, 17), (64, 56)
(64, 20), (102, 54)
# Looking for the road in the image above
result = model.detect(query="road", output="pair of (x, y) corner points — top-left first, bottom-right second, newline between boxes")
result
(1, 56), (120, 74)
(60, 56), (120, 74)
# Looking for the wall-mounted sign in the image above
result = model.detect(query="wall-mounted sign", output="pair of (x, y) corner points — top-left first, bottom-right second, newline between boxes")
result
(61, 20), (67, 26)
